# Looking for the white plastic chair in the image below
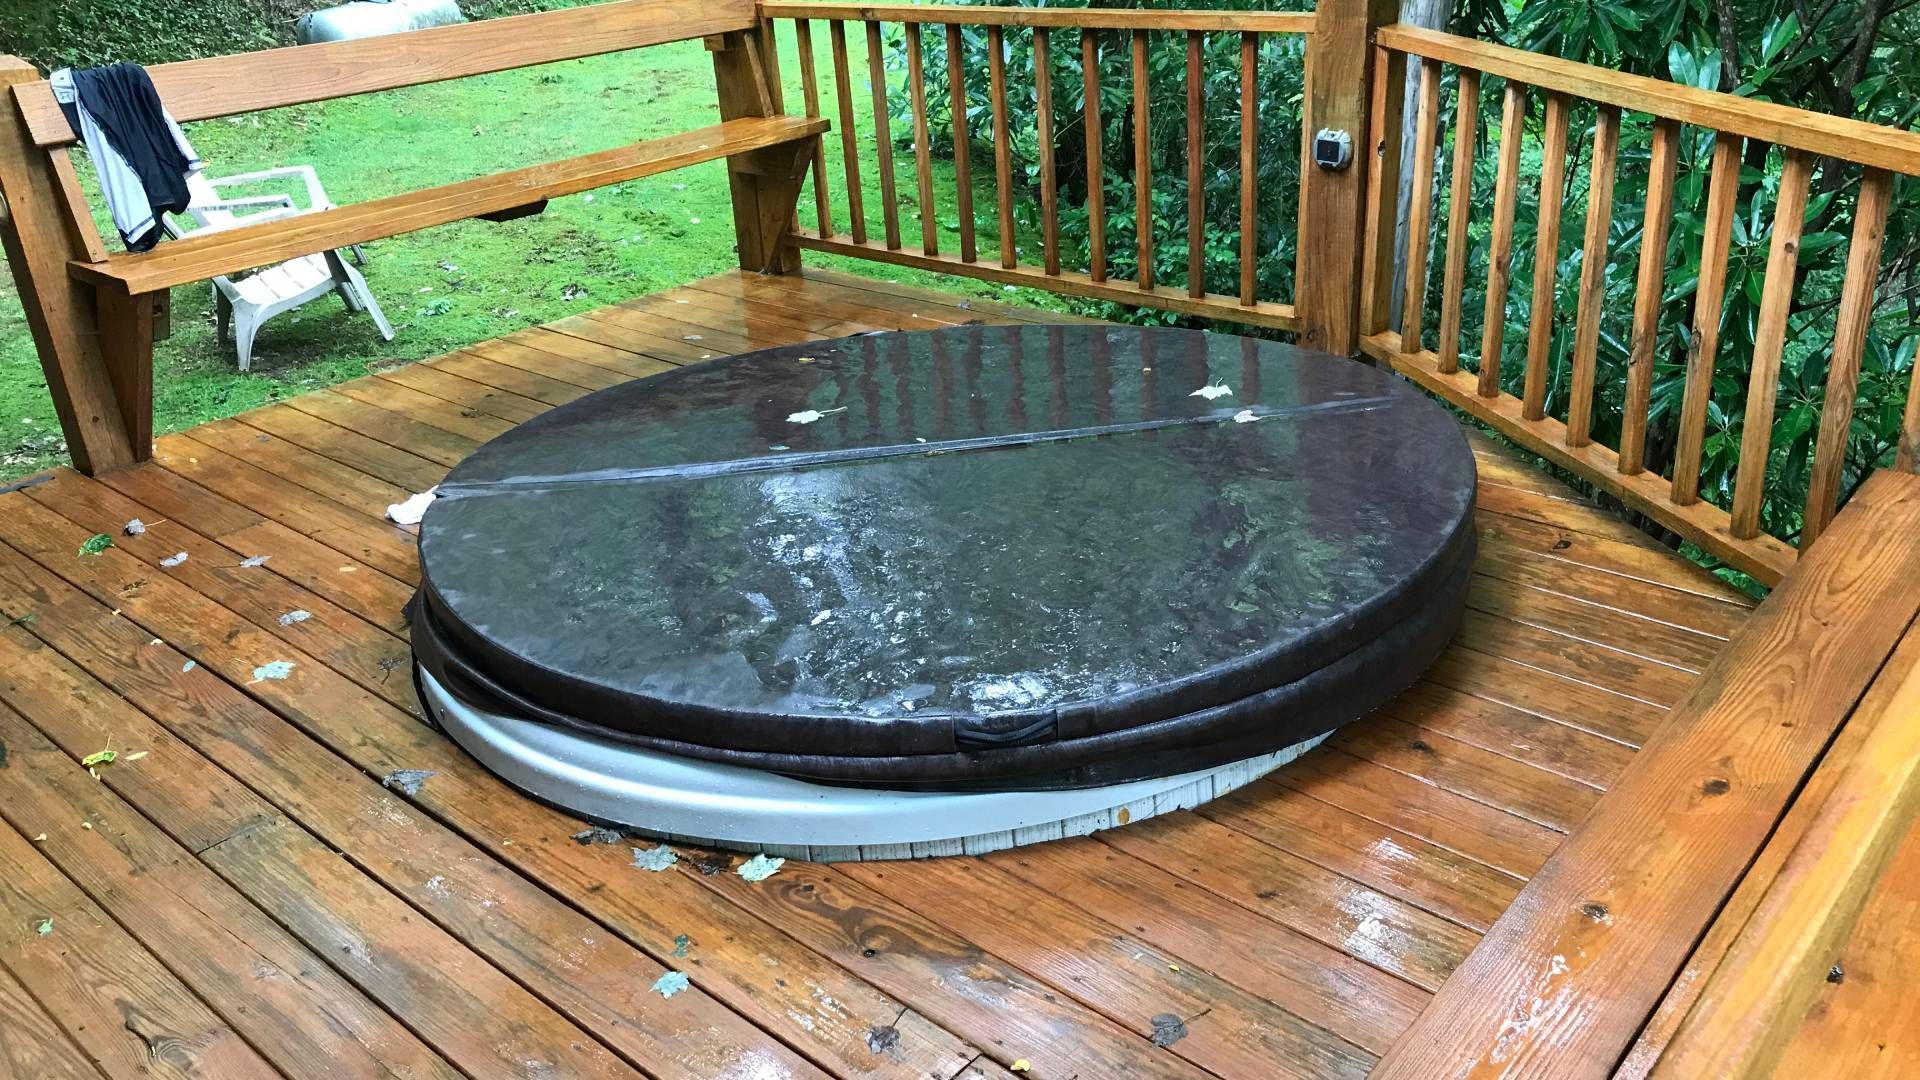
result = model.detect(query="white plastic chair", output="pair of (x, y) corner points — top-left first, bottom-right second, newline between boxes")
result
(167, 165), (393, 371)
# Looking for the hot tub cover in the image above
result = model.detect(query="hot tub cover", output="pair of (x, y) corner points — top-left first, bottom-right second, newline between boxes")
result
(411, 324), (1477, 788)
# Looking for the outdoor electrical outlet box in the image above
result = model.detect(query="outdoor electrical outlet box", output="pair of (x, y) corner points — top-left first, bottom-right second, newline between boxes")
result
(1313, 128), (1354, 171)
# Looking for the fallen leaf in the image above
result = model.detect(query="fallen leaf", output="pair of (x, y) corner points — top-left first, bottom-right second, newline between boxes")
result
(651, 971), (690, 998)
(1232, 409), (1259, 423)
(78, 533), (114, 556)
(787, 406), (848, 425)
(238, 555), (270, 568)
(277, 610), (312, 627)
(5, 611), (33, 626)
(386, 488), (438, 525)
(1011, 1060), (1031, 1073)
(250, 660), (295, 683)
(1189, 383), (1232, 401)
(160, 552), (188, 567)
(122, 518), (146, 536)
(34, 918), (52, 936)
(1149, 1013), (1188, 1047)
(632, 845), (679, 871)
(671, 933), (691, 957)
(795, 355), (817, 363)
(736, 854), (785, 881)
(382, 769), (435, 796)
(1168, 962), (1181, 972)
(866, 1026), (900, 1054)
(31, 834), (45, 842)
(181, 660), (196, 673)
(123, 751), (148, 762)
(80, 747), (117, 768)
(571, 826), (626, 845)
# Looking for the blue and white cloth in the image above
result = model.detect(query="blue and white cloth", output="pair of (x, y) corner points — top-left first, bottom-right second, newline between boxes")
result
(50, 64), (202, 252)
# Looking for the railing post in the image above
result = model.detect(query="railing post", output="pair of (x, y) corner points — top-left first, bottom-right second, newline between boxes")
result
(710, 26), (805, 274)
(0, 57), (140, 474)
(1295, 0), (1401, 357)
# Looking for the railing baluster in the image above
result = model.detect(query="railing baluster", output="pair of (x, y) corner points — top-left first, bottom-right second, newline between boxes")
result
(1566, 105), (1619, 446)
(1902, 354), (1920, 472)
(944, 24), (976, 263)
(904, 24), (938, 255)
(1294, 53), (1311, 294)
(1672, 134), (1743, 506)
(1436, 67), (1478, 374)
(1620, 117), (1679, 475)
(1238, 32), (1258, 306)
(828, 21), (865, 245)
(1133, 28), (1154, 291)
(1359, 45), (1406, 335)
(865, 20), (901, 249)
(1729, 149), (1814, 539)
(793, 20), (833, 237)
(1082, 30), (1107, 282)
(1476, 82), (1526, 398)
(1520, 91), (1570, 420)
(1805, 168), (1894, 544)
(1187, 30), (1205, 299)
(989, 25), (1015, 269)
(1399, 57), (1441, 348)
(1036, 27), (1060, 276)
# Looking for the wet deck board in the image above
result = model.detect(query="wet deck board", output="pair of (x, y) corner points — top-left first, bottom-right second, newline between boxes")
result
(0, 269), (1753, 1079)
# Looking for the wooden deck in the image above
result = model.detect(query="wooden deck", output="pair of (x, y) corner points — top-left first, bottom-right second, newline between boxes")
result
(0, 269), (1768, 1079)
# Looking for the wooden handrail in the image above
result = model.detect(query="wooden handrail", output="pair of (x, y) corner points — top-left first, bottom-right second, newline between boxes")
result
(1656, 619), (1920, 1074)
(1369, 468), (1920, 1075)
(761, 4), (1315, 33)
(1377, 23), (1920, 175)
(15, 0), (757, 148)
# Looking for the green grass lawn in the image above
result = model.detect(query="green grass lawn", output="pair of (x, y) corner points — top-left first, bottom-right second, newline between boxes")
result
(0, 29), (1071, 480)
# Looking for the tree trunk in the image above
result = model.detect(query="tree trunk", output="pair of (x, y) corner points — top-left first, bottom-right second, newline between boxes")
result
(1388, 0), (1448, 330)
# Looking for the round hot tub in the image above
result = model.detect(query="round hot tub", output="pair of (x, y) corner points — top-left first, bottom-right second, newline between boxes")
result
(411, 323), (1476, 859)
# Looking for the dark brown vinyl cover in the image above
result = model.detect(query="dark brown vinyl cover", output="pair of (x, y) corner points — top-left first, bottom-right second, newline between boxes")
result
(412, 325), (1477, 788)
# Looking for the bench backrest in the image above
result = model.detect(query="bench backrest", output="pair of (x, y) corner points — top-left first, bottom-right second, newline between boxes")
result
(12, 0), (759, 147)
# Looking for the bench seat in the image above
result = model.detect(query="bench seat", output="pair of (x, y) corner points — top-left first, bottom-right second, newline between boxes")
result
(71, 115), (827, 295)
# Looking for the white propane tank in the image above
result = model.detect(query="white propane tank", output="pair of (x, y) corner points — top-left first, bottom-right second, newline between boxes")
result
(295, 0), (468, 44)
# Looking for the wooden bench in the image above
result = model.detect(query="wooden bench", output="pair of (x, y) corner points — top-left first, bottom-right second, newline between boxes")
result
(0, 0), (824, 474)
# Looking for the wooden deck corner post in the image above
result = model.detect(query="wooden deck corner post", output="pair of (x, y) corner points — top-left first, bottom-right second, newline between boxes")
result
(711, 26), (807, 274)
(1295, 0), (1401, 357)
(0, 58), (142, 474)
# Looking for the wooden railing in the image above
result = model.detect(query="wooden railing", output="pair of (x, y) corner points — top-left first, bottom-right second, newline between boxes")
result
(1356, 26), (1920, 586)
(761, 2), (1316, 331)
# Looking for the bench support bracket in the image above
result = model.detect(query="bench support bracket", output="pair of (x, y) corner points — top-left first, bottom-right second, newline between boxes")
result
(0, 60), (141, 473)
(711, 26), (806, 275)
